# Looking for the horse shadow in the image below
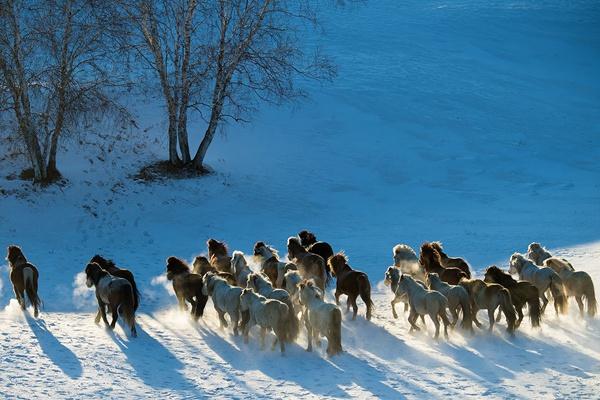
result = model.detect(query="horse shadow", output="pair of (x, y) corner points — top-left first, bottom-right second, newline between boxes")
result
(193, 320), (436, 398)
(25, 314), (83, 379)
(107, 321), (193, 392)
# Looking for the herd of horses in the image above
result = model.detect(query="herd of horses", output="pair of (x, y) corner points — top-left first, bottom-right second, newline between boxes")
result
(4, 232), (597, 356)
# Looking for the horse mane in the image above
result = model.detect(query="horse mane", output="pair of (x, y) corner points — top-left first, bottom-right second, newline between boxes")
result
(207, 239), (229, 256)
(287, 236), (306, 256)
(486, 265), (517, 286)
(327, 252), (349, 274)
(90, 254), (117, 270)
(298, 230), (317, 246)
(420, 243), (442, 265)
(393, 244), (417, 257)
(6, 245), (27, 266)
(430, 242), (447, 257)
(544, 257), (575, 271)
(255, 241), (280, 259)
(166, 256), (191, 274)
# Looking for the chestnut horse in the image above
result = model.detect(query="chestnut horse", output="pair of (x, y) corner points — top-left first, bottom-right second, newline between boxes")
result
(90, 255), (140, 311)
(298, 230), (334, 282)
(419, 243), (467, 285)
(430, 242), (471, 278)
(207, 239), (232, 273)
(328, 253), (373, 320)
(6, 245), (42, 317)
(287, 237), (328, 291)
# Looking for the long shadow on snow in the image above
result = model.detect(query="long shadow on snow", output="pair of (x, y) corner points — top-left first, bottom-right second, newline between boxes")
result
(107, 323), (193, 392)
(25, 314), (83, 379)
(194, 320), (436, 398)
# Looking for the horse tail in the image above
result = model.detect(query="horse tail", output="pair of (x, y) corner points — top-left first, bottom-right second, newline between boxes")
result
(499, 288), (517, 333)
(194, 283), (209, 319)
(438, 297), (452, 329)
(283, 298), (300, 342)
(527, 288), (542, 327)
(459, 290), (473, 332)
(129, 275), (141, 312)
(358, 274), (374, 321)
(583, 275), (597, 317)
(549, 274), (568, 315)
(120, 284), (137, 337)
(329, 308), (343, 356)
(23, 266), (42, 315)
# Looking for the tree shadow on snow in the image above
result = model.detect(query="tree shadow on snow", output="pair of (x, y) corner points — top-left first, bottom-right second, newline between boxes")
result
(25, 314), (83, 379)
(107, 322), (193, 392)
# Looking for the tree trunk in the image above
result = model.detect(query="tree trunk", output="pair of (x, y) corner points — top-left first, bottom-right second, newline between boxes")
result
(192, 98), (223, 171)
(177, 110), (191, 164)
(168, 112), (181, 166)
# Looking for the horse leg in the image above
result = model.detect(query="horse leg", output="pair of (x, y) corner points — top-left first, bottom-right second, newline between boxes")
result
(177, 295), (188, 311)
(350, 295), (358, 321)
(495, 309), (502, 322)
(305, 320), (313, 352)
(335, 290), (341, 306)
(259, 327), (266, 350)
(472, 307), (483, 328)
(94, 307), (102, 324)
(450, 306), (459, 328)
(391, 297), (400, 319)
(187, 297), (196, 317)
(109, 304), (118, 330)
(540, 292), (549, 314)
(487, 308), (495, 332)
(430, 313), (440, 339)
(96, 297), (109, 326)
(576, 296), (584, 317)
(14, 287), (25, 310)
(231, 311), (239, 336)
(404, 302), (409, 313)
(408, 309), (420, 332)
(516, 306), (524, 328)
(216, 308), (228, 329)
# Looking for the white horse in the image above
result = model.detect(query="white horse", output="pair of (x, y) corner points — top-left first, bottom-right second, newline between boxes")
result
(231, 251), (253, 287)
(202, 273), (243, 335)
(527, 242), (553, 266)
(282, 269), (303, 314)
(383, 266), (426, 324)
(427, 272), (473, 332)
(247, 273), (299, 342)
(239, 289), (289, 353)
(298, 280), (343, 356)
(395, 274), (451, 339)
(392, 244), (426, 282)
(509, 253), (567, 315)
(544, 257), (597, 317)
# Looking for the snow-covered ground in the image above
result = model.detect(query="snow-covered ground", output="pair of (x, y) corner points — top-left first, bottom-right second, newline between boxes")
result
(1, 0), (599, 398)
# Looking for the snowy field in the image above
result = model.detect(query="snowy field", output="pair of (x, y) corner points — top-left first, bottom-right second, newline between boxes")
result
(1, 0), (599, 398)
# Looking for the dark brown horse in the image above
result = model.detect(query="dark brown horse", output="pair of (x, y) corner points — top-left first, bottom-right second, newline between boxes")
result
(484, 266), (541, 328)
(419, 243), (467, 285)
(90, 255), (140, 311)
(166, 257), (208, 320)
(6, 245), (42, 317)
(287, 237), (328, 291)
(328, 253), (373, 320)
(298, 230), (334, 281)
(430, 242), (471, 278)
(207, 239), (232, 273)
(85, 262), (137, 337)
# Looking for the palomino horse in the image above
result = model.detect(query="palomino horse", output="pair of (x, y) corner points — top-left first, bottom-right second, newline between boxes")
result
(328, 253), (373, 320)
(395, 274), (451, 339)
(85, 262), (137, 337)
(509, 253), (567, 315)
(419, 243), (467, 285)
(544, 257), (596, 317)
(207, 239), (232, 273)
(459, 278), (516, 334)
(287, 237), (328, 291)
(253, 242), (296, 288)
(6, 245), (42, 317)
(298, 280), (343, 356)
(429, 242), (471, 278)
(166, 256), (208, 320)
(527, 242), (553, 266)
(90, 255), (140, 311)
(484, 266), (541, 328)
(392, 244), (426, 282)
(240, 288), (289, 353)
(426, 272), (473, 332)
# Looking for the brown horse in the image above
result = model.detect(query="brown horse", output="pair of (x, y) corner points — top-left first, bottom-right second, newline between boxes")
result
(430, 242), (471, 278)
(328, 253), (373, 320)
(192, 255), (237, 285)
(207, 239), (232, 273)
(460, 278), (517, 334)
(166, 257), (208, 320)
(6, 245), (42, 317)
(298, 230), (334, 282)
(85, 262), (137, 337)
(484, 266), (541, 328)
(419, 243), (467, 285)
(287, 237), (328, 291)
(253, 241), (297, 287)
(90, 255), (140, 311)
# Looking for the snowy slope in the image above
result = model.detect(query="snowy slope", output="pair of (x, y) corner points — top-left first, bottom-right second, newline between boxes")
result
(1, 0), (599, 398)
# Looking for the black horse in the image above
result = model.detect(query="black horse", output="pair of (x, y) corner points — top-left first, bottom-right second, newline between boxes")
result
(90, 255), (140, 311)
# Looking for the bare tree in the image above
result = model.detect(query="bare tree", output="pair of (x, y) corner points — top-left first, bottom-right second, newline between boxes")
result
(0, 0), (127, 183)
(120, 0), (335, 173)
(189, 0), (336, 171)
